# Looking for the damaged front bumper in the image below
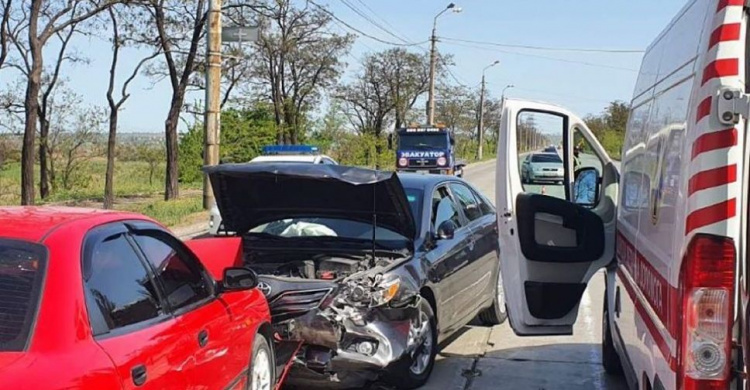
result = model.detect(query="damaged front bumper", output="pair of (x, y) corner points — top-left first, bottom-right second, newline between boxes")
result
(277, 296), (422, 388)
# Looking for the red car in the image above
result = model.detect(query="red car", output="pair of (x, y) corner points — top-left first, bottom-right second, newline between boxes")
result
(0, 207), (275, 390)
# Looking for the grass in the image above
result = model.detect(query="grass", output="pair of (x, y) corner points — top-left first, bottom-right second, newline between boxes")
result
(118, 196), (206, 227)
(0, 159), (205, 228)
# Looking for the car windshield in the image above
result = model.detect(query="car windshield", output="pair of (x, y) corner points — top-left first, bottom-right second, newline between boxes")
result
(531, 154), (562, 163)
(0, 239), (47, 352)
(398, 134), (448, 150)
(248, 187), (423, 242)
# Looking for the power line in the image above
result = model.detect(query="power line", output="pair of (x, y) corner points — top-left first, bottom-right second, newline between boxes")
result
(353, 0), (413, 43)
(308, 0), (428, 47)
(339, 0), (412, 44)
(441, 36), (645, 54)
(442, 40), (639, 72)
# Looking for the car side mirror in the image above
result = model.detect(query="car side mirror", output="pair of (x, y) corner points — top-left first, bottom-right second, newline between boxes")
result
(221, 267), (258, 292)
(572, 168), (600, 207)
(449, 136), (455, 146)
(436, 220), (457, 240)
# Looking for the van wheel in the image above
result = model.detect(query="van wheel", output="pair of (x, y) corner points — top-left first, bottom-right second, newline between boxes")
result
(478, 265), (508, 325)
(602, 295), (623, 376)
(386, 300), (437, 389)
(249, 333), (276, 390)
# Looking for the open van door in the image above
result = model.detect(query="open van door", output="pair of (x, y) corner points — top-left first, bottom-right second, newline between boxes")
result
(496, 99), (619, 335)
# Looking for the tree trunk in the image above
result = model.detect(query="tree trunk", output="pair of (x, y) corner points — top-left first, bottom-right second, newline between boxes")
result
(164, 99), (180, 200)
(38, 117), (49, 199)
(104, 110), (117, 209)
(21, 51), (42, 205)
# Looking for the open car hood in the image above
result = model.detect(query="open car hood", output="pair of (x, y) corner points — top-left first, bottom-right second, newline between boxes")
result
(204, 163), (416, 240)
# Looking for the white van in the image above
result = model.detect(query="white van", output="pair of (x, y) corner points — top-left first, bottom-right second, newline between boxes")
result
(496, 1), (748, 389)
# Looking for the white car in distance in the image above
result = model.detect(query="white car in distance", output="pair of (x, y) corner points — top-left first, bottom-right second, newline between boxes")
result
(208, 145), (338, 236)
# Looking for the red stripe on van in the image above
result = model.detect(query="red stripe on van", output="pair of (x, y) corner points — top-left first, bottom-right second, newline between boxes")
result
(616, 267), (678, 372)
(717, 0), (744, 12)
(696, 97), (712, 123)
(702, 58), (739, 85)
(709, 23), (741, 49)
(691, 128), (738, 160)
(688, 164), (737, 196)
(685, 198), (737, 234)
(616, 232), (679, 337)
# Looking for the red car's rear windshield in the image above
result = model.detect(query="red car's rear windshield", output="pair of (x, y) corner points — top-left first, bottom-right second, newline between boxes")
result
(0, 239), (47, 352)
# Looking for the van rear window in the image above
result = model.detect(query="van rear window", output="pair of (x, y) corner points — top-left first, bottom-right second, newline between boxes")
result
(0, 240), (47, 352)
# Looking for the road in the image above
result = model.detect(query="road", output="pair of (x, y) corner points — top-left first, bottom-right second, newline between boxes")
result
(414, 159), (627, 390)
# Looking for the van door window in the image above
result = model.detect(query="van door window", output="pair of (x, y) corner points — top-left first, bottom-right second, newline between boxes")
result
(516, 110), (565, 200)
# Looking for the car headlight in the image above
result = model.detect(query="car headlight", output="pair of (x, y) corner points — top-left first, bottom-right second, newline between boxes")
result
(371, 278), (400, 307)
(437, 157), (447, 166)
(344, 277), (401, 307)
(398, 157), (408, 167)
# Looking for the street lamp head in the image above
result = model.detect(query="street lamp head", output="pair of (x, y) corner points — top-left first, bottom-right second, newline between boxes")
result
(492, 60), (500, 65)
(447, 3), (455, 9)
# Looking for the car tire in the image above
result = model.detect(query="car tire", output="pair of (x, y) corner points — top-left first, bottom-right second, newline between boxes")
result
(386, 299), (437, 390)
(249, 333), (276, 390)
(478, 265), (508, 326)
(602, 295), (624, 376)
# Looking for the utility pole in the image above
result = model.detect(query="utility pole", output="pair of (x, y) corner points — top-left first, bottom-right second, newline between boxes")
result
(478, 73), (485, 160)
(478, 60), (499, 160)
(426, 3), (460, 125)
(203, 0), (222, 210)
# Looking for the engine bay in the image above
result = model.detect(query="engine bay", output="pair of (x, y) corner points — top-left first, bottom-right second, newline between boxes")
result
(246, 249), (396, 281)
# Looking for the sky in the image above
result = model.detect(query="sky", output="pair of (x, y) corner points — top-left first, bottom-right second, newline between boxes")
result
(24, 0), (688, 133)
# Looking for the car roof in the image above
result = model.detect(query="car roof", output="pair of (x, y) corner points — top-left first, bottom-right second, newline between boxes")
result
(249, 155), (335, 163)
(396, 172), (460, 190)
(0, 207), (147, 243)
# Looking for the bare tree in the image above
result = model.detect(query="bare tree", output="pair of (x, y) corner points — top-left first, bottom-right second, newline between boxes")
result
(56, 106), (102, 191)
(253, 0), (353, 144)
(336, 59), (393, 136)
(104, 6), (158, 209)
(336, 48), (436, 136)
(10, 0), (124, 205)
(37, 26), (84, 199)
(135, 0), (207, 201)
(0, 0), (12, 70)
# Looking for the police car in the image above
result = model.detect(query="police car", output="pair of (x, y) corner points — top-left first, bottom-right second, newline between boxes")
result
(496, 1), (750, 389)
(208, 145), (338, 235)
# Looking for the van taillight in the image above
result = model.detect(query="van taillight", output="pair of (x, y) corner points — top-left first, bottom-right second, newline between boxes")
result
(678, 234), (735, 390)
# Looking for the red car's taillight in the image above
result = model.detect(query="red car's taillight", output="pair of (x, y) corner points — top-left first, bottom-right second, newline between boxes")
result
(678, 234), (735, 390)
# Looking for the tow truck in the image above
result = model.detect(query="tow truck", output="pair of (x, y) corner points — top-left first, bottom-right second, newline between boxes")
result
(388, 125), (466, 177)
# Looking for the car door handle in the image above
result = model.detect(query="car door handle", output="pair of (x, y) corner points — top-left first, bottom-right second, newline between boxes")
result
(131, 364), (147, 386)
(198, 329), (209, 347)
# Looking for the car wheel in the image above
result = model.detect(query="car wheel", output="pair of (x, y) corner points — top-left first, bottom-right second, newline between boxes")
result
(249, 333), (275, 390)
(386, 299), (437, 389)
(478, 264), (508, 325)
(602, 294), (624, 376)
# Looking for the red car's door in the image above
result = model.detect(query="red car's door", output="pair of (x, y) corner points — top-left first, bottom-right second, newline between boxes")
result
(130, 228), (255, 390)
(82, 225), (191, 389)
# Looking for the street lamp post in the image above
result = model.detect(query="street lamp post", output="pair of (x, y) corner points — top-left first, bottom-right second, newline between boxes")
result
(427, 3), (461, 125)
(477, 60), (499, 160)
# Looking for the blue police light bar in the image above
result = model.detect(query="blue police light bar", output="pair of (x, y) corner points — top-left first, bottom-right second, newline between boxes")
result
(262, 145), (320, 155)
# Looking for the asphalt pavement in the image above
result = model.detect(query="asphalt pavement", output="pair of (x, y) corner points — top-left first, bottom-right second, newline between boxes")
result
(414, 159), (627, 390)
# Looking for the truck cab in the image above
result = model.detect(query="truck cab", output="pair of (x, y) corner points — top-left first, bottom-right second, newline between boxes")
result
(391, 126), (465, 177)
